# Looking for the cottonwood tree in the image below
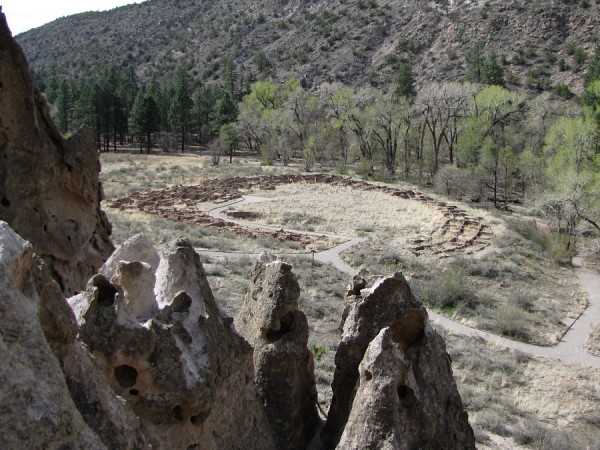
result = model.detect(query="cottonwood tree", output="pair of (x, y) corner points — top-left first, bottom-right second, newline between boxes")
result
(234, 81), (287, 157)
(280, 81), (321, 158)
(457, 85), (528, 205)
(541, 115), (599, 236)
(370, 92), (410, 177)
(415, 82), (477, 176)
(347, 87), (379, 172)
(321, 83), (355, 167)
(235, 95), (267, 152)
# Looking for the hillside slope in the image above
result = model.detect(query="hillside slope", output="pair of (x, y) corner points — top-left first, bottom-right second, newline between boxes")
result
(15, 0), (599, 92)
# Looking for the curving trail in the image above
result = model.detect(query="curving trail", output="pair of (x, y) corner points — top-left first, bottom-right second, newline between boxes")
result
(201, 196), (600, 368)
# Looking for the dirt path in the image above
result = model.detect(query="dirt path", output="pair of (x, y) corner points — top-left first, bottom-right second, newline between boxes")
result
(202, 196), (600, 368)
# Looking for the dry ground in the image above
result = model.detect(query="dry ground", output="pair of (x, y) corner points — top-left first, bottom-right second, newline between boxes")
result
(100, 150), (599, 449)
(585, 324), (600, 356)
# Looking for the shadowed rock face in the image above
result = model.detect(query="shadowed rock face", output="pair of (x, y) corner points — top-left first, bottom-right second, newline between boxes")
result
(0, 12), (113, 296)
(70, 236), (275, 450)
(236, 255), (320, 450)
(323, 272), (475, 450)
(337, 317), (476, 449)
(0, 221), (148, 450)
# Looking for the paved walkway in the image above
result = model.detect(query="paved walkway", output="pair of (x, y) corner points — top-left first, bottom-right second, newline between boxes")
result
(201, 196), (600, 368)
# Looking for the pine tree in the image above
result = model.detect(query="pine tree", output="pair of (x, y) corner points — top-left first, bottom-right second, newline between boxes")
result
(481, 52), (505, 87)
(585, 44), (600, 87)
(56, 79), (71, 134)
(393, 62), (416, 101)
(130, 88), (160, 154)
(212, 91), (238, 136)
(168, 67), (193, 152)
(466, 42), (485, 83)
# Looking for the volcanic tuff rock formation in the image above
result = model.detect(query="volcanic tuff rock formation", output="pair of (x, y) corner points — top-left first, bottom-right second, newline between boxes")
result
(236, 254), (320, 450)
(0, 12), (113, 296)
(337, 314), (476, 449)
(69, 236), (275, 450)
(322, 272), (475, 450)
(0, 221), (149, 450)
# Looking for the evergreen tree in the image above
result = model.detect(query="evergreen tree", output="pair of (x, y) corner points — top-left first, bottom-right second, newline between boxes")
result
(212, 91), (238, 136)
(481, 52), (505, 86)
(116, 65), (139, 144)
(393, 63), (416, 101)
(466, 42), (485, 83)
(168, 67), (193, 152)
(130, 88), (160, 154)
(46, 74), (60, 103)
(585, 44), (600, 87)
(219, 124), (239, 163)
(72, 81), (97, 130)
(192, 85), (223, 143)
(56, 79), (71, 134)
(221, 57), (238, 99)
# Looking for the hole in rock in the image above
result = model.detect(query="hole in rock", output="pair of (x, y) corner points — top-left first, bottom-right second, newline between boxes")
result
(266, 311), (295, 343)
(114, 364), (138, 388)
(190, 411), (207, 425)
(43, 224), (47, 232)
(364, 370), (373, 381)
(1, 197), (10, 208)
(129, 389), (139, 396)
(172, 291), (192, 313)
(397, 384), (417, 408)
(173, 405), (184, 421)
(389, 309), (426, 352)
(92, 276), (118, 306)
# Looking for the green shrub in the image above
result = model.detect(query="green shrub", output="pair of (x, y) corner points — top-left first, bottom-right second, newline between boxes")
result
(418, 269), (478, 310)
(497, 303), (528, 339)
(505, 218), (574, 264)
(311, 344), (327, 362)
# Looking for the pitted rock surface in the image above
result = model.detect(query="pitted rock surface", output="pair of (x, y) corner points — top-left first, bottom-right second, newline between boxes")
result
(70, 236), (275, 450)
(236, 257), (320, 450)
(0, 12), (113, 296)
(336, 320), (476, 449)
(322, 272), (474, 449)
(0, 221), (148, 450)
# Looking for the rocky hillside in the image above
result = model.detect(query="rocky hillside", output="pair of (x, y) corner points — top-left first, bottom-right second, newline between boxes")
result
(15, 0), (599, 93)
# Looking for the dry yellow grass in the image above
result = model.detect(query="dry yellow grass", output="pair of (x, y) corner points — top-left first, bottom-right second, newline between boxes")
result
(584, 324), (600, 356)
(105, 207), (308, 254)
(226, 183), (445, 237)
(101, 151), (296, 199)
(445, 330), (600, 448)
